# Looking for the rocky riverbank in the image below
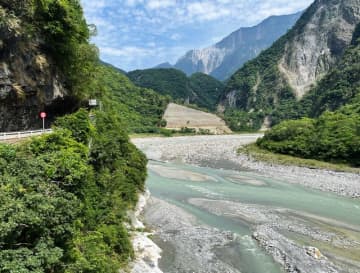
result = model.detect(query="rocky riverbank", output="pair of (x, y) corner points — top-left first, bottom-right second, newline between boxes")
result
(125, 190), (163, 273)
(131, 135), (360, 273)
(133, 135), (360, 198)
(143, 197), (242, 273)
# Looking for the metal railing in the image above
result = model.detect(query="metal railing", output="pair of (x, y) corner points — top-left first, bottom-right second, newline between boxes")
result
(0, 129), (52, 141)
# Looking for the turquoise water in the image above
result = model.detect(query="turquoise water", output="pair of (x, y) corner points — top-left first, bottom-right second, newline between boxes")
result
(146, 161), (360, 273)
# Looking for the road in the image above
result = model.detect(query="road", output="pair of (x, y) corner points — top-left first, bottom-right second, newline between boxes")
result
(0, 129), (52, 143)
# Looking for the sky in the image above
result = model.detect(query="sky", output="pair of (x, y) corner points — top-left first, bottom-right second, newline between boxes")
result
(81, 0), (313, 71)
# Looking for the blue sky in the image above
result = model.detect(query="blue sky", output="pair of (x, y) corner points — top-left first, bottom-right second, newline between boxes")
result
(81, 0), (313, 71)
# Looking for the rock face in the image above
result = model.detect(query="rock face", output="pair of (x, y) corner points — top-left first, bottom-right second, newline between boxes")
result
(222, 0), (360, 107)
(0, 7), (74, 131)
(279, 0), (360, 98)
(220, 0), (360, 130)
(174, 12), (302, 80)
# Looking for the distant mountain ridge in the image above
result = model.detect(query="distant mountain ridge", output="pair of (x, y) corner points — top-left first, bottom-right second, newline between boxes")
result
(164, 12), (302, 80)
(155, 62), (173, 69)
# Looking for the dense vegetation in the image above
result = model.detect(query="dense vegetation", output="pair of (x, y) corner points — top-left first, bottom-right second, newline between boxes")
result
(0, 0), (99, 99)
(0, 109), (147, 272)
(220, 18), (301, 131)
(97, 64), (169, 133)
(2, 0), (169, 133)
(220, 28), (296, 131)
(128, 68), (191, 101)
(128, 68), (224, 111)
(189, 73), (225, 111)
(0, 1), (152, 272)
(256, 23), (360, 166)
(257, 96), (360, 166)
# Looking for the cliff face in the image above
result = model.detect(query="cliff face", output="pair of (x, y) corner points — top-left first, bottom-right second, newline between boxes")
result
(280, 0), (360, 98)
(0, 6), (76, 131)
(220, 0), (360, 131)
(174, 12), (302, 80)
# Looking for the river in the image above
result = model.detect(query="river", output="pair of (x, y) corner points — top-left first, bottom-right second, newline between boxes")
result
(133, 135), (360, 273)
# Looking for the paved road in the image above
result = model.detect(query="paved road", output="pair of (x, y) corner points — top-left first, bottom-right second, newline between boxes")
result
(0, 129), (52, 142)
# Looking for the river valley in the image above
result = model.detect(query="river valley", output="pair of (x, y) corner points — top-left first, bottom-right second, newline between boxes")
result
(133, 135), (360, 273)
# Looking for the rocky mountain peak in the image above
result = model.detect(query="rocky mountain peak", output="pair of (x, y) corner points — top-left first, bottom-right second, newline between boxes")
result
(173, 12), (302, 80)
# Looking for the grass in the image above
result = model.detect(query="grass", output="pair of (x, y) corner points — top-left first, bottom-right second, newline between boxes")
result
(130, 131), (216, 138)
(238, 144), (360, 174)
(130, 133), (164, 138)
(130, 132), (198, 138)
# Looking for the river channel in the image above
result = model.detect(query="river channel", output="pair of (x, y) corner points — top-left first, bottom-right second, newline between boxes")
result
(134, 136), (360, 273)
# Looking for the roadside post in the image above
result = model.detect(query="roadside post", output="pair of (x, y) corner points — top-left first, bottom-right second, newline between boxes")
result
(40, 112), (46, 131)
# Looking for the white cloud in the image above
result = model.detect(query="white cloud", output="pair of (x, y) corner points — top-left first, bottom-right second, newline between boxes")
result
(146, 0), (176, 10)
(124, 0), (144, 7)
(101, 46), (153, 57)
(170, 33), (182, 41)
(187, 2), (230, 21)
(99, 45), (189, 70)
(81, 0), (315, 70)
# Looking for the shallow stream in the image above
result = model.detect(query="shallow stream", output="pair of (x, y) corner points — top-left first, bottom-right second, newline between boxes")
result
(146, 160), (360, 273)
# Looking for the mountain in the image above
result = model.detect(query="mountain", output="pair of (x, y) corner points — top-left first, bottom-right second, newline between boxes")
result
(155, 62), (173, 69)
(172, 12), (302, 80)
(100, 60), (127, 74)
(128, 68), (224, 111)
(274, 21), (360, 122)
(128, 68), (191, 100)
(220, 0), (360, 131)
(189, 72), (225, 110)
(257, 24), (360, 165)
(98, 64), (169, 133)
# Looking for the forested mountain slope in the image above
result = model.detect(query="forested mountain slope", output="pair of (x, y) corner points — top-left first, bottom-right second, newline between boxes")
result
(128, 68), (224, 111)
(98, 64), (169, 133)
(220, 0), (360, 131)
(272, 22), (360, 124)
(257, 23), (360, 166)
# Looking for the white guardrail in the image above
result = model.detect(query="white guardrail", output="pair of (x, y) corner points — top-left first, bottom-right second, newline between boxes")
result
(0, 129), (52, 141)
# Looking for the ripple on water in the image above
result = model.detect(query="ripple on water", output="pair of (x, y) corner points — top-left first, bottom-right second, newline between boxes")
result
(146, 161), (360, 273)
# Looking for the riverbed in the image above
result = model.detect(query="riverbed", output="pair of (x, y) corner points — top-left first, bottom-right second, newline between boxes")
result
(133, 135), (360, 273)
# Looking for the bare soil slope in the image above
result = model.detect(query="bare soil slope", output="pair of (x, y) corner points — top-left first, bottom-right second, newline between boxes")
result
(163, 103), (231, 134)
